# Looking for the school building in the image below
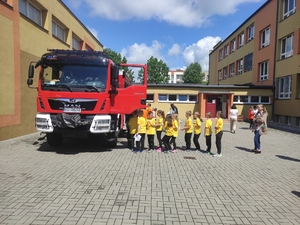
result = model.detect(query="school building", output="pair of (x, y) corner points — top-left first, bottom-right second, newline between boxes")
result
(0, 0), (103, 141)
(208, 0), (300, 132)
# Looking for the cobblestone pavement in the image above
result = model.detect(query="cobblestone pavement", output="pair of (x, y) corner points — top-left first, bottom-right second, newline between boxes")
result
(0, 122), (299, 225)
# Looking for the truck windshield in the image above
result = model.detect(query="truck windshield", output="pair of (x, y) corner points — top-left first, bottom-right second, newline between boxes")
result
(41, 65), (108, 91)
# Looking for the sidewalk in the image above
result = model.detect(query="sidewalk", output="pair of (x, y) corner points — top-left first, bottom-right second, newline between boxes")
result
(0, 122), (299, 225)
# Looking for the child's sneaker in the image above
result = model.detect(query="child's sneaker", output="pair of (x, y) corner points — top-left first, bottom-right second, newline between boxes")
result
(156, 148), (162, 152)
(213, 154), (222, 157)
(206, 151), (212, 155)
(172, 149), (177, 153)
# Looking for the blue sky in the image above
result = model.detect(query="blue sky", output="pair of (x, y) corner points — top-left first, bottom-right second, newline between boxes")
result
(63, 0), (267, 71)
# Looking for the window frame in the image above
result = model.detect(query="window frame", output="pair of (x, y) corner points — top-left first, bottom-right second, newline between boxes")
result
(230, 38), (236, 53)
(261, 27), (270, 48)
(229, 63), (235, 77)
(283, 0), (296, 19)
(247, 24), (254, 42)
(233, 95), (270, 104)
(72, 36), (82, 50)
(19, 0), (42, 26)
(276, 75), (292, 99)
(223, 66), (228, 80)
(280, 34), (294, 59)
(237, 59), (243, 74)
(52, 20), (66, 42)
(238, 32), (244, 48)
(259, 60), (269, 81)
(157, 94), (198, 103)
(218, 69), (222, 81)
(219, 49), (223, 60)
(146, 94), (154, 102)
(224, 44), (229, 57)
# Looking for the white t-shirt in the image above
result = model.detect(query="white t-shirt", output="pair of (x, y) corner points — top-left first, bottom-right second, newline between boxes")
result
(230, 109), (238, 119)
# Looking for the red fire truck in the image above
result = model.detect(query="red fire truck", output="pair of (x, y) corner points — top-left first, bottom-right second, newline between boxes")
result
(27, 49), (147, 147)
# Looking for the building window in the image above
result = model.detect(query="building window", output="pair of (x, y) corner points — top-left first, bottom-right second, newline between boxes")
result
(230, 39), (236, 53)
(229, 63), (235, 77)
(170, 75), (174, 83)
(146, 94), (154, 102)
(280, 34), (294, 59)
(244, 53), (253, 72)
(176, 74), (183, 83)
(218, 69), (222, 81)
(169, 94), (177, 102)
(283, 0), (296, 19)
(219, 49), (223, 60)
(52, 20), (66, 42)
(158, 94), (197, 103)
(19, 0), (42, 26)
(261, 27), (270, 48)
(85, 44), (93, 51)
(224, 44), (229, 57)
(223, 67), (228, 80)
(238, 32), (244, 48)
(275, 75), (292, 99)
(72, 36), (82, 50)
(247, 24), (254, 42)
(259, 61), (269, 81)
(237, 59), (243, 74)
(233, 96), (270, 104)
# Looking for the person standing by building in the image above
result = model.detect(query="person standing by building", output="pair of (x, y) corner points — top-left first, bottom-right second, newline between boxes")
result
(204, 112), (213, 155)
(181, 111), (193, 151)
(229, 104), (238, 134)
(146, 111), (156, 152)
(127, 110), (138, 151)
(170, 103), (179, 115)
(136, 109), (147, 153)
(170, 113), (180, 153)
(155, 110), (165, 152)
(252, 104), (267, 154)
(162, 114), (173, 153)
(193, 112), (202, 151)
(248, 106), (255, 129)
(214, 111), (223, 157)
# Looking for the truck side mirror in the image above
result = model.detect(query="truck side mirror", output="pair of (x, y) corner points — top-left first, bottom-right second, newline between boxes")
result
(28, 64), (34, 78)
(27, 78), (33, 86)
(111, 65), (119, 88)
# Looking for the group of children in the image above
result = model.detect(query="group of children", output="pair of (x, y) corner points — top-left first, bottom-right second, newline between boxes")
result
(127, 107), (224, 157)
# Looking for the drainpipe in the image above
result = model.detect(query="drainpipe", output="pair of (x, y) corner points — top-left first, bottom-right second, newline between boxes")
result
(272, 0), (279, 122)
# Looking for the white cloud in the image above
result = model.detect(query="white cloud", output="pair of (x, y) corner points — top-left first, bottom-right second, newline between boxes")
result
(121, 40), (164, 64)
(86, 26), (99, 40)
(183, 36), (221, 72)
(168, 44), (181, 56)
(84, 0), (262, 27)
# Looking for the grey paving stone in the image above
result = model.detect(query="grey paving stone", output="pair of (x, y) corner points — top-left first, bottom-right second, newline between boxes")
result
(0, 122), (299, 224)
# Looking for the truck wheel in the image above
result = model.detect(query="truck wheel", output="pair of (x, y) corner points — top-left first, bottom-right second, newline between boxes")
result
(107, 139), (117, 148)
(46, 133), (63, 147)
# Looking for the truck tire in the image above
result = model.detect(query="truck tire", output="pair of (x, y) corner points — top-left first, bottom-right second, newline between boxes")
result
(46, 133), (63, 147)
(107, 139), (117, 148)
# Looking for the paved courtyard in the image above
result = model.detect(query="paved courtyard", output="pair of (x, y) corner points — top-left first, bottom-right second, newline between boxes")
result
(0, 121), (299, 225)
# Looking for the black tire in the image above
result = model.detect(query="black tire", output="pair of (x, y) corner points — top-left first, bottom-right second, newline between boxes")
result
(46, 133), (63, 147)
(107, 139), (117, 148)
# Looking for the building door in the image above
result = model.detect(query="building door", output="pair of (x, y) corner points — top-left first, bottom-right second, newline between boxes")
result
(205, 95), (217, 117)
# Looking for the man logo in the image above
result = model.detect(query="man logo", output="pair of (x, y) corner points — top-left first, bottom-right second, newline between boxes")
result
(69, 99), (76, 103)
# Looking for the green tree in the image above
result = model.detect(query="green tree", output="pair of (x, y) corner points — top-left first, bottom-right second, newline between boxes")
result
(182, 62), (205, 84)
(142, 56), (169, 84)
(103, 48), (134, 82)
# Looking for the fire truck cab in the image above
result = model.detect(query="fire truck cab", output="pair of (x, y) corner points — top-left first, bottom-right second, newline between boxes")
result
(27, 49), (147, 147)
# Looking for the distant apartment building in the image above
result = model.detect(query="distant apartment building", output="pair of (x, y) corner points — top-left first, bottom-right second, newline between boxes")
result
(209, 0), (300, 130)
(168, 70), (208, 84)
(0, 0), (103, 141)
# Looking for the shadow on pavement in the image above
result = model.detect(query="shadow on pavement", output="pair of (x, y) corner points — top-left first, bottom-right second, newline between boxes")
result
(235, 146), (253, 152)
(276, 155), (300, 162)
(291, 191), (300, 197)
(35, 136), (122, 155)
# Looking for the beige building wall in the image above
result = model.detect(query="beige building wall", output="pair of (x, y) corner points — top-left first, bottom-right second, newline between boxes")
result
(0, 0), (103, 141)
(273, 0), (300, 126)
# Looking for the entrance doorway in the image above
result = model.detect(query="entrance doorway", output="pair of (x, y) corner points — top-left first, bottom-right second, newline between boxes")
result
(205, 94), (228, 118)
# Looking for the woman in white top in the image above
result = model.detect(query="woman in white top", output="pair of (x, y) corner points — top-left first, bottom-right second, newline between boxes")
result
(229, 104), (238, 134)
